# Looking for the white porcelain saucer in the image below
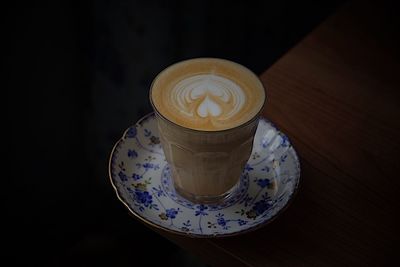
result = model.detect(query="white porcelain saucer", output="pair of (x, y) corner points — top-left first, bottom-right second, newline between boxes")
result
(109, 113), (300, 237)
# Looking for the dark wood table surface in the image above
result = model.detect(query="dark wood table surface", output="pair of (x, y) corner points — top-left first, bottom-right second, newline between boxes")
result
(154, 1), (400, 266)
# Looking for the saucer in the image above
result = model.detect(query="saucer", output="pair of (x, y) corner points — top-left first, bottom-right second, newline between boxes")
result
(109, 113), (300, 237)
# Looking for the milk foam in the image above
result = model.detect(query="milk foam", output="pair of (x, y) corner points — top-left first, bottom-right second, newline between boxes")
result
(170, 74), (245, 120)
(150, 58), (265, 131)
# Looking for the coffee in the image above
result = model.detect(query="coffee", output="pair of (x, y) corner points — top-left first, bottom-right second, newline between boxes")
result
(150, 58), (265, 203)
(151, 58), (265, 131)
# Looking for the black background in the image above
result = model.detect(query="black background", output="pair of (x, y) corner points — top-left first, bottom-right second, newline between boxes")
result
(5, 1), (347, 266)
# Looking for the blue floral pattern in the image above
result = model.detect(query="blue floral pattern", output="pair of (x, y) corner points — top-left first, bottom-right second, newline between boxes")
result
(127, 149), (138, 158)
(257, 178), (272, 188)
(110, 113), (300, 237)
(195, 205), (208, 216)
(118, 171), (128, 182)
(125, 127), (137, 138)
(134, 190), (153, 207)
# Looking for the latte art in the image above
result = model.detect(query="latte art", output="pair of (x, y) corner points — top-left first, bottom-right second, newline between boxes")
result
(171, 74), (245, 120)
(150, 58), (265, 131)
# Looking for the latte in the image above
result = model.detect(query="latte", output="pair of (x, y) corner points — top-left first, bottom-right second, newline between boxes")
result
(151, 58), (265, 131)
(150, 58), (266, 203)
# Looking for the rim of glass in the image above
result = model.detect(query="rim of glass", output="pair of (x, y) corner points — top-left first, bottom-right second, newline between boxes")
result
(149, 57), (267, 133)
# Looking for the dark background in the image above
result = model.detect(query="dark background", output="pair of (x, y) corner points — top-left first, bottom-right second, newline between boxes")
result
(6, 1), (345, 266)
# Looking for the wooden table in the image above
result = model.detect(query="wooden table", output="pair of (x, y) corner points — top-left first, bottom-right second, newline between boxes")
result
(157, 1), (400, 266)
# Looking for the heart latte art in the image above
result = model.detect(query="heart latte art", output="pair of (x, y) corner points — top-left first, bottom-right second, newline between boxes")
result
(150, 58), (265, 131)
(171, 74), (245, 120)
